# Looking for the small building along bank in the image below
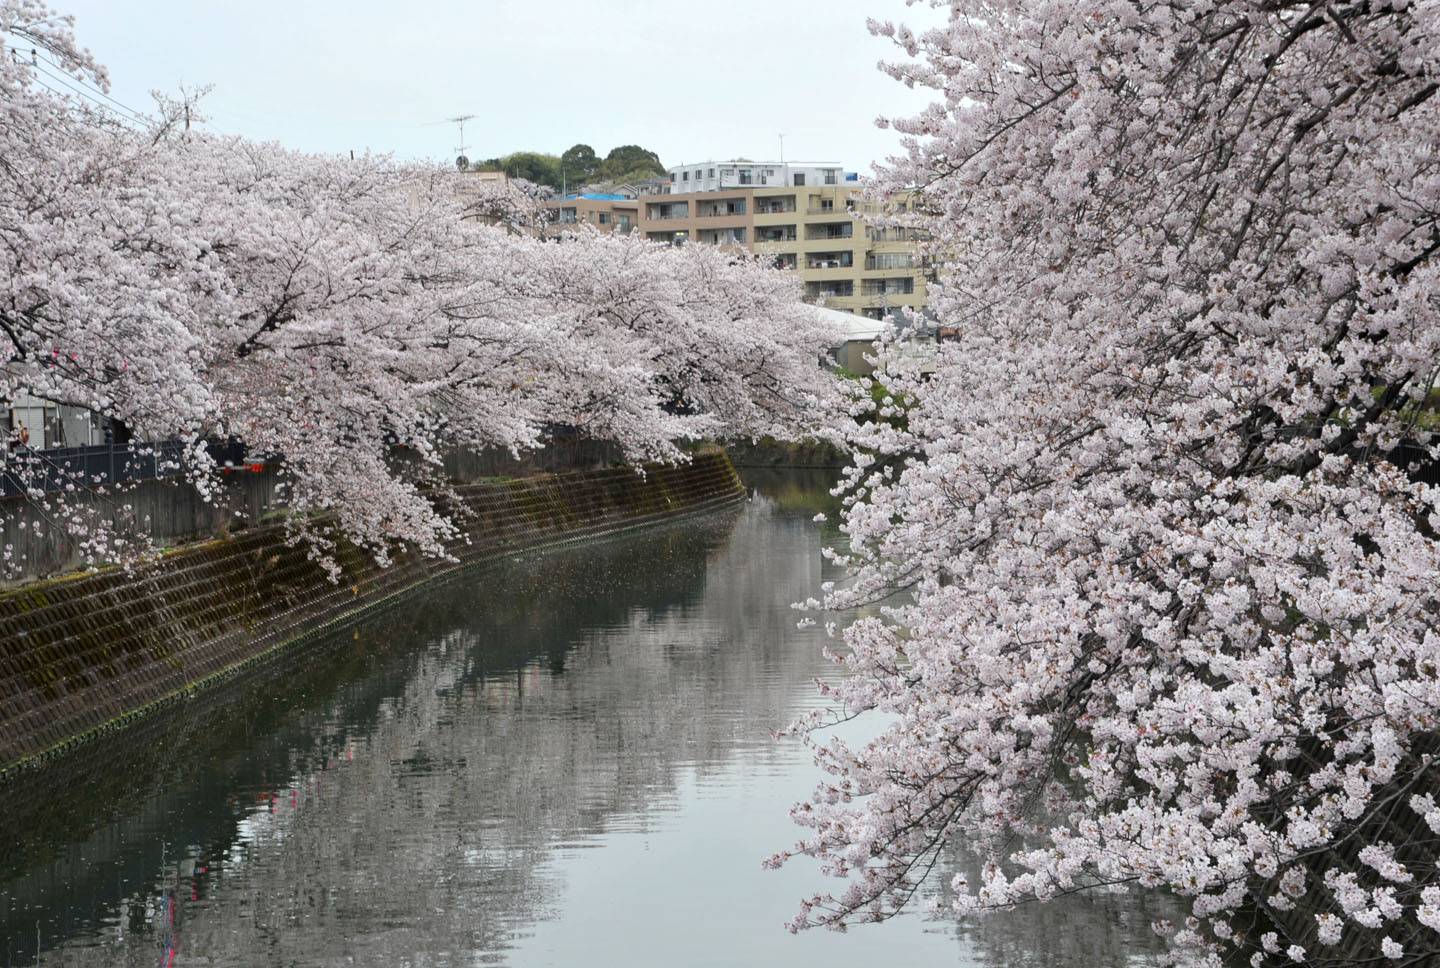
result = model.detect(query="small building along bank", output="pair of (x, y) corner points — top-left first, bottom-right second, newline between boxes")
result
(540, 158), (930, 322)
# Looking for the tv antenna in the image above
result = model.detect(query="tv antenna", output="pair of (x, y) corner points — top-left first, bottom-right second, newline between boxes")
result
(448, 114), (476, 159)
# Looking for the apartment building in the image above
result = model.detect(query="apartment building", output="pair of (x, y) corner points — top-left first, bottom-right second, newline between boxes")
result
(629, 182), (926, 319)
(638, 189), (752, 246)
(751, 184), (926, 319)
(663, 160), (849, 193)
(533, 160), (927, 320)
(542, 193), (640, 235)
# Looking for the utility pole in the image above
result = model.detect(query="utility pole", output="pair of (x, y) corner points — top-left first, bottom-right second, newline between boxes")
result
(779, 133), (785, 164)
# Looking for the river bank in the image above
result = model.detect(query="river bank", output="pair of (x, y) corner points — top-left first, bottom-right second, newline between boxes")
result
(0, 452), (743, 780)
(0, 468), (1168, 968)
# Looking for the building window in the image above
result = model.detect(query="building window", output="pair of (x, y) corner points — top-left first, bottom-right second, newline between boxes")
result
(824, 169), (837, 185)
(599, 213), (611, 224)
(682, 171), (689, 181)
(793, 173), (805, 186)
(708, 168), (715, 178)
(867, 252), (914, 270)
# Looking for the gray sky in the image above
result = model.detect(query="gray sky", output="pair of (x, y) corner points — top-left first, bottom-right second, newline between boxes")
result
(52, 0), (938, 174)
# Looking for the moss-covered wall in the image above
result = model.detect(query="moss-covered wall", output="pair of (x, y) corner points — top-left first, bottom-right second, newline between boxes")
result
(0, 452), (744, 777)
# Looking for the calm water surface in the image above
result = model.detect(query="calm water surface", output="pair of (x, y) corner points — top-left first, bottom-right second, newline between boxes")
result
(0, 470), (1169, 967)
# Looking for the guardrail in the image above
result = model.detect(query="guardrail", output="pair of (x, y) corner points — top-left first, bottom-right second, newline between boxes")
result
(0, 440), (251, 498)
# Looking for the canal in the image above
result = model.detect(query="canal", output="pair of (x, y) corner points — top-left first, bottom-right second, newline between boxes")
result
(0, 470), (1169, 967)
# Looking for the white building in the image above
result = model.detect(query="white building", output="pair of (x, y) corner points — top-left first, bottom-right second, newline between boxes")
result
(663, 160), (848, 193)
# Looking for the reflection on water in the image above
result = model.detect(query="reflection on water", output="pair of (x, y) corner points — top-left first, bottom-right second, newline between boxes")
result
(0, 471), (1169, 967)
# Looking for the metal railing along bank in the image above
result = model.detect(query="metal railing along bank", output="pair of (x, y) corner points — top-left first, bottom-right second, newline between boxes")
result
(0, 440), (252, 499)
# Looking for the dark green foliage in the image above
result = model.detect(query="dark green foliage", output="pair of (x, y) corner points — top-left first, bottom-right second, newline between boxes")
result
(598, 145), (664, 180)
(560, 143), (601, 184)
(497, 151), (562, 187)
(469, 144), (666, 191)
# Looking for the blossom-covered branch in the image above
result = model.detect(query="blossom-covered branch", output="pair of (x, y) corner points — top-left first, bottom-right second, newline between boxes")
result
(775, 2), (1440, 964)
(0, 0), (841, 570)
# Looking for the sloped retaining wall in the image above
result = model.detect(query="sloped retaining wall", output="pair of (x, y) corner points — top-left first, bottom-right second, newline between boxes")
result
(0, 452), (744, 778)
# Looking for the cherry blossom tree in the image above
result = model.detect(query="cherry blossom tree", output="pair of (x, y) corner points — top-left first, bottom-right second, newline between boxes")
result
(0, 1), (841, 572)
(775, 2), (1440, 964)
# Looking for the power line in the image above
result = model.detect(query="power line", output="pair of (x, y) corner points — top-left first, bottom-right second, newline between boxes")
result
(22, 50), (234, 138)
(29, 49), (150, 122)
(12, 52), (148, 130)
(23, 73), (143, 133)
(29, 63), (147, 127)
(5, 35), (249, 146)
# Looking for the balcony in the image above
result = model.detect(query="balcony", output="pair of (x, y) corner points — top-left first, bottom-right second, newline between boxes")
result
(865, 253), (915, 271)
(805, 280), (855, 300)
(646, 203), (690, 220)
(697, 199), (747, 218)
(697, 228), (747, 246)
(862, 277), (916, 296)
(769, 253), (798, 270)
(804, 223), (854, 241)
(806, 251), (853, 270)
(866, 226), (930, 242)
(754, 227), (797, 243)
(755, 196), (797, 214)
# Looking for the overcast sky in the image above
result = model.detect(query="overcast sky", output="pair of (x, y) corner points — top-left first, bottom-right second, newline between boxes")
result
(48, 1), (938, 174)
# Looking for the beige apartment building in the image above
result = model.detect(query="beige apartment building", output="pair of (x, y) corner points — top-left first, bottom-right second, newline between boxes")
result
(542, 194), (641, 235)
(536, 176), (927, 320)
(751, 185), (926, 319)
(629, 185), (925, 319)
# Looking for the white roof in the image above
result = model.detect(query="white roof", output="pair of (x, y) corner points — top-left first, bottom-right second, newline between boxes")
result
(810, 305), (884, 342)
(668, 160), (843, 170)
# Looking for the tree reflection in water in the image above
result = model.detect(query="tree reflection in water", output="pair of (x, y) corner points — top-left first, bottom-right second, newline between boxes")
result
(0, 472), (1171, 967)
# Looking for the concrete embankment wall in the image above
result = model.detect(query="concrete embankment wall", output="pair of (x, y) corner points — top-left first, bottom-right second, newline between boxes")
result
(1, 440), (627, 583)
(0, 452), (743, 778)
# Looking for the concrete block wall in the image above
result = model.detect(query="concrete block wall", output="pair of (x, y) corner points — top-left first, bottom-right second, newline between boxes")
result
(0, 452), (743, 777)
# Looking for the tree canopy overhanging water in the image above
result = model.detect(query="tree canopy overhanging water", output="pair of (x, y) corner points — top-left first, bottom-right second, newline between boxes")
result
(0, 471), (1169, 968)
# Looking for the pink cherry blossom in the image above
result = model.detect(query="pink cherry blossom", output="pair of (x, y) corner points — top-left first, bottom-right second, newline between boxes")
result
(0, 1), (843, 573)
(775, 2), (1440, 964)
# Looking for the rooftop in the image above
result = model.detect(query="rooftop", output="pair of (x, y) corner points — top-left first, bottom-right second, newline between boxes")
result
(669, 160), (843, 169)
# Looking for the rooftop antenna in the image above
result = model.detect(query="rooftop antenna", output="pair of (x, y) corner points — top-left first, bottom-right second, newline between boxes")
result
(448, 113), (475, 162)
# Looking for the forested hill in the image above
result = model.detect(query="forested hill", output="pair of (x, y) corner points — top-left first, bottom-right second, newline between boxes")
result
(469, 144), (664, 190)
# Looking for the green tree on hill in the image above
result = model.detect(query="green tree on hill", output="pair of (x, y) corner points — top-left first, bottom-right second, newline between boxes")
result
(497, 151), (561, 187)
(560, 143), (600, 185)
(468, 145), (666, 191)
(598, 145), (663, 180)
